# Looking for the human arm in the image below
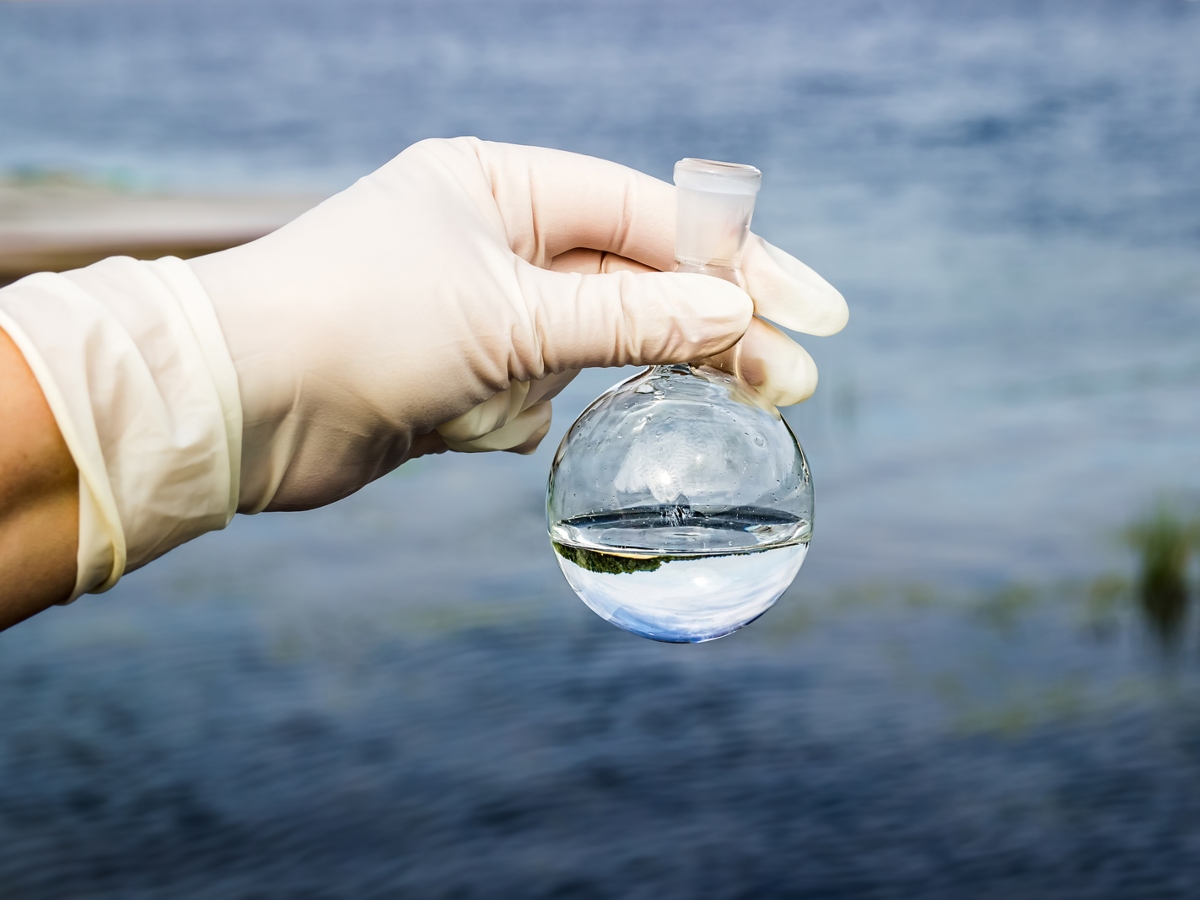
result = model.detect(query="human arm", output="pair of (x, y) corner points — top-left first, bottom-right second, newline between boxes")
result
(0, 138), (847, 627)
(0, 325), (77, 629)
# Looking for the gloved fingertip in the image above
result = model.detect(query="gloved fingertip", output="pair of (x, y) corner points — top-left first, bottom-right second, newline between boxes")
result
(705, 317), (818, 409)
(504, 403), (553, 454)
(744, 236), (849, 337)
(770, 350), (819, 407)
(442, 400), (552, 454)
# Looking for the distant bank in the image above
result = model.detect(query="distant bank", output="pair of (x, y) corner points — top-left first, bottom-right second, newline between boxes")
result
(0, 176), (320, 286)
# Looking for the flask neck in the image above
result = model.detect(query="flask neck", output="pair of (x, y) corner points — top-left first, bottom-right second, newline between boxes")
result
(673, 157), (760, 274)
(673, 259), (743, 288)
(667, 158), (759, 376)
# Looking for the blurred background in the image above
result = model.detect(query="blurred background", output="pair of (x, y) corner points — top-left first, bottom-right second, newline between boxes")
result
(3, 0), (1200, 896)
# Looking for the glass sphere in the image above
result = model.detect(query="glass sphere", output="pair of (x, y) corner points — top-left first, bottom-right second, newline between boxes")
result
(547, 364), (813, 643)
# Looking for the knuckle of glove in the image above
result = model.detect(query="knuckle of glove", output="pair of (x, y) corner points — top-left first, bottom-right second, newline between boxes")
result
(441, 402), (552, 454)
(435, 381), (531, 443)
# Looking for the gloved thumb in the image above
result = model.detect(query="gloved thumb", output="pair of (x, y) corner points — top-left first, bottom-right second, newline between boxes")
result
(516, 262), (754, 375)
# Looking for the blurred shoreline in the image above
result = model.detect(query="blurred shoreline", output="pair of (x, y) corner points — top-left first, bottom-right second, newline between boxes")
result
(0, 174), (320, 285)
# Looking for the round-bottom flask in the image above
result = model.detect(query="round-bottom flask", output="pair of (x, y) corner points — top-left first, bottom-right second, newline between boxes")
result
(547, 363), (813, 642)
(546, 158), (814, 642)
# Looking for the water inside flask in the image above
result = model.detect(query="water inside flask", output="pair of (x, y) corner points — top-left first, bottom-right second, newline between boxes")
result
(546, 158), (814, 642)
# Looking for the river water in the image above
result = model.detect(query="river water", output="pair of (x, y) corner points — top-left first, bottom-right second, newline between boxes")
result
(2, 1), (1200, 896)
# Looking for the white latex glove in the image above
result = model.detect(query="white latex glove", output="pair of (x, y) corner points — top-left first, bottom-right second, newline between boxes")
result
(189, 138), (847, 513)
(0, 138), (846, 599)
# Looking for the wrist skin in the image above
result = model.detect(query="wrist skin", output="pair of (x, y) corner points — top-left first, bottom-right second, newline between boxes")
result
(0, 325), (78, 630)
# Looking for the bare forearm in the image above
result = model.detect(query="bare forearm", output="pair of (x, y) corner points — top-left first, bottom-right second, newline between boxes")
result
(0, 325), (77, 630)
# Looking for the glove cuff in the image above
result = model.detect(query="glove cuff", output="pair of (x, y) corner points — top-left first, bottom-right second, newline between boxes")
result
(0, 257), (242, 600)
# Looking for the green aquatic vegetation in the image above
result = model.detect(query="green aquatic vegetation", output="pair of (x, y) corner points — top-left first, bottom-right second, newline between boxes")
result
(950, 680), (1092, 739)
(552, 542), (666, 575)
(1124, 505), (1200, 646)
(973, 584), (1038, 634)
(551, 540), (777, 575)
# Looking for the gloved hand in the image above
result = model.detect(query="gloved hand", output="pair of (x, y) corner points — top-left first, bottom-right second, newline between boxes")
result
(189, 138), (847, 514)
(0, 137), (846, 600)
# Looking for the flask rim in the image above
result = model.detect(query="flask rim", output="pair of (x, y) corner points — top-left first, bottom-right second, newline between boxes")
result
(674, 158), (762, 195)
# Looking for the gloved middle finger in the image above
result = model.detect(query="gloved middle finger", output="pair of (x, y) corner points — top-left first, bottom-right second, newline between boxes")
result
(740, 235), (848, 337)
(548, 246), (819, 407)
(702, 318), (818, 408)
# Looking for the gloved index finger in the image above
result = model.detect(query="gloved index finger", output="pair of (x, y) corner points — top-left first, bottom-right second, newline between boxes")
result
(473, 140), (848, 338)
(740, 235), (849, 337)
(474, 139), (678, 273)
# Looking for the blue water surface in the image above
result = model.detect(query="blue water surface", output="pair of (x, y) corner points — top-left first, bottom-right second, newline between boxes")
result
(2, 1), (1200, 896)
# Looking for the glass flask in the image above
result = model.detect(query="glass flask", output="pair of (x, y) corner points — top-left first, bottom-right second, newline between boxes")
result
(546, 158), (814, 643)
